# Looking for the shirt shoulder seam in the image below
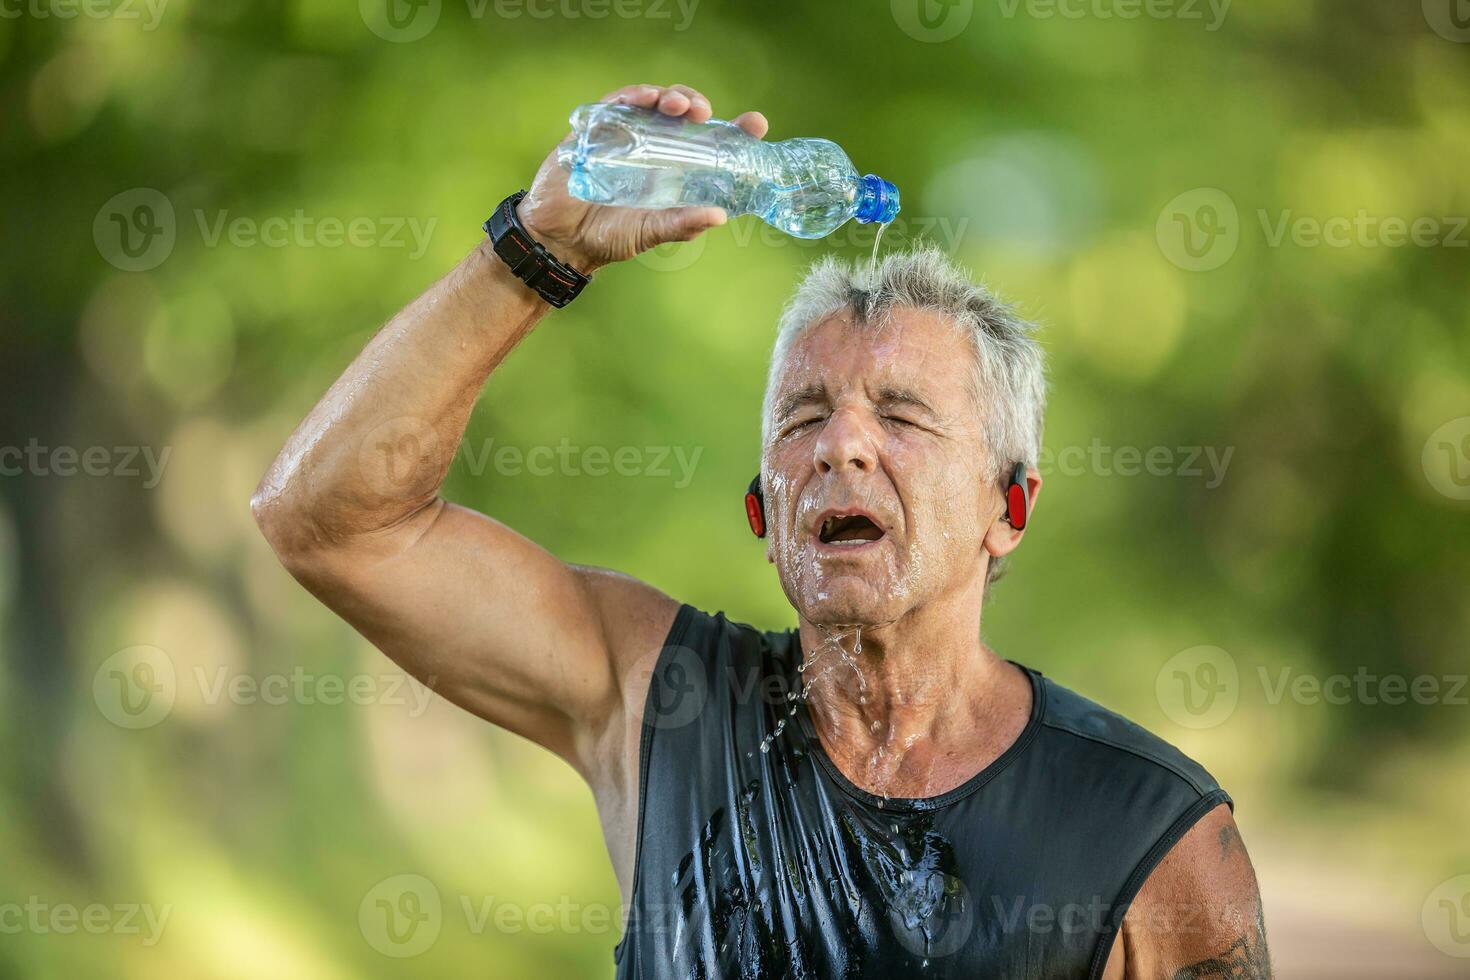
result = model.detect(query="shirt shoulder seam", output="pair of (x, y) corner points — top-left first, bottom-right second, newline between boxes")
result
(1039, 716), (1212, 796)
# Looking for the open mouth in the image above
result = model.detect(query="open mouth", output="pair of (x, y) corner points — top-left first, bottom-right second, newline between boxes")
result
(818, 513), (885, 546)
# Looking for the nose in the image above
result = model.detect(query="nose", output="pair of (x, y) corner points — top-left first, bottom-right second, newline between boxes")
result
(813, 407), (878, 476)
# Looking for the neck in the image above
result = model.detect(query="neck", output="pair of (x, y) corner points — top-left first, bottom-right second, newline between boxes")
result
(794, 577), (1032, 798)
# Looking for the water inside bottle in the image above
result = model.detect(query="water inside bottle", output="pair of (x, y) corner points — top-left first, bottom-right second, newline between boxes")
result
(561, 103), (894, 240)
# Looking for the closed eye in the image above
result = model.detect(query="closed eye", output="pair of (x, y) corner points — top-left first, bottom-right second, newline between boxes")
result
(781, 416), (823, 438)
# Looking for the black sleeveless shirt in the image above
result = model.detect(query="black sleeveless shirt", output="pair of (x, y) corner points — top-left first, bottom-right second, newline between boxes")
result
(613, 605), (1231, 979)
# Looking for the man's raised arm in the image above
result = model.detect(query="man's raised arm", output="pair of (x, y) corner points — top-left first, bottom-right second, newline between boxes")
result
(250, 83), (767, 777)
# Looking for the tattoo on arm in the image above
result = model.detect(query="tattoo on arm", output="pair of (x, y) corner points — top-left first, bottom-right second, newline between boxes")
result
(1217, 825), (1241, 862)
(1172, 906), (1271, 980)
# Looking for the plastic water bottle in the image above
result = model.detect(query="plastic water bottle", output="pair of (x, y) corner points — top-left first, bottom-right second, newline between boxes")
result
(557, 103), (900, 240)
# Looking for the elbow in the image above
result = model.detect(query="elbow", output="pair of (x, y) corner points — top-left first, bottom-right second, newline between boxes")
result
(250, 477), (321, 574)
(249, 482), (282, 545)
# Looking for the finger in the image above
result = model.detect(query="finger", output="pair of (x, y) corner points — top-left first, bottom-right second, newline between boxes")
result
(600, 83), (661, 108)
(731, 111), (769, 139)
(663, 84), (712, 123)
(656, 88), (693, 117)
(647, 206), (727, 246)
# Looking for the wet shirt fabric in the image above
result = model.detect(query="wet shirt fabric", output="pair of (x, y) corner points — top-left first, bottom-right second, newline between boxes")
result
(613, 605), (1231, 980)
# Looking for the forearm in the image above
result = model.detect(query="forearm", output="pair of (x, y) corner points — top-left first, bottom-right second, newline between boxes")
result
(248, 80), (750, 800)
(252, 240), (549, 554)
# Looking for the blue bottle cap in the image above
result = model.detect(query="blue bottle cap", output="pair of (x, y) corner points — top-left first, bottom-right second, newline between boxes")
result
(855, 175), (901, 224)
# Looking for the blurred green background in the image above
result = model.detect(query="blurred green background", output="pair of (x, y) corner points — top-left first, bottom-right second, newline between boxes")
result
(3, 0), (1470, 976)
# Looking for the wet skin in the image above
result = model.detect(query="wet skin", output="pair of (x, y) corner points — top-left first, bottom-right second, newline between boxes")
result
(251, 80), (1271, 978)
(760, 307), (1036, 802)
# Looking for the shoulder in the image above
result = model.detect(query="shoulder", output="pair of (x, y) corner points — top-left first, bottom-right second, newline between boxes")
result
(663, 603), (795, 662)
(642, 604), (796, 702)
(1026, 673), (1267, 977)
(1035, 671), (1225, 801)
(1110, 802), (1272, 978)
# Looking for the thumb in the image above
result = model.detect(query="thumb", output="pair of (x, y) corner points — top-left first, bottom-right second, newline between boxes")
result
(641, 206), (727, 249)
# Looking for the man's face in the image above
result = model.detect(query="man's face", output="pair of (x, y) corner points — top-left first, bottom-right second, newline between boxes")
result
(762, 306), (996, 627)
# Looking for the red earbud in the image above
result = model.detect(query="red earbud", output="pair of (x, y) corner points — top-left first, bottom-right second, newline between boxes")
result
(744, 476), (766, 538)
(1005, 462), (1029, 531)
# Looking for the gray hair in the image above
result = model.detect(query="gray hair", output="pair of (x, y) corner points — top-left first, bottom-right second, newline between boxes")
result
(760, 245), (1047, 584)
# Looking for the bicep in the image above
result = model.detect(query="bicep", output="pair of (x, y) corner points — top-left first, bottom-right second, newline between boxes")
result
(290, 498), (679, 768)
(1117, 803), (1272, 979)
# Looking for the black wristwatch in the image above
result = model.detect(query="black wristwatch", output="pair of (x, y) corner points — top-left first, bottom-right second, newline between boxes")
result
(483, 190), (591, 308)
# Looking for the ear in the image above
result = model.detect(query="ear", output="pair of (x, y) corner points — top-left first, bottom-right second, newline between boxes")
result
(983, 466), (1042, 561)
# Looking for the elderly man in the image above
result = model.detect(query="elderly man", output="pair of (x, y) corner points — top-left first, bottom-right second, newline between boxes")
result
(253, 83), (1270, 979)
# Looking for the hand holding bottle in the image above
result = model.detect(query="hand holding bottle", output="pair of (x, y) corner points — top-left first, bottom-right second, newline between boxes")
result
(518, 83), (769, 274)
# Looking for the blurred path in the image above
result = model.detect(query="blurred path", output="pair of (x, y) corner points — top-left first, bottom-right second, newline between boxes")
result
(1256, 843), (1468, 979)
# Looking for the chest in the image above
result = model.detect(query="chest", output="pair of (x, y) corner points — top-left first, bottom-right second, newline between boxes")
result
(625, 749), (1107, 979)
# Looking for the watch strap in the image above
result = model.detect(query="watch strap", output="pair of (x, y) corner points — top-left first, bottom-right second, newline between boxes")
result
(483, 190), (590, 308)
